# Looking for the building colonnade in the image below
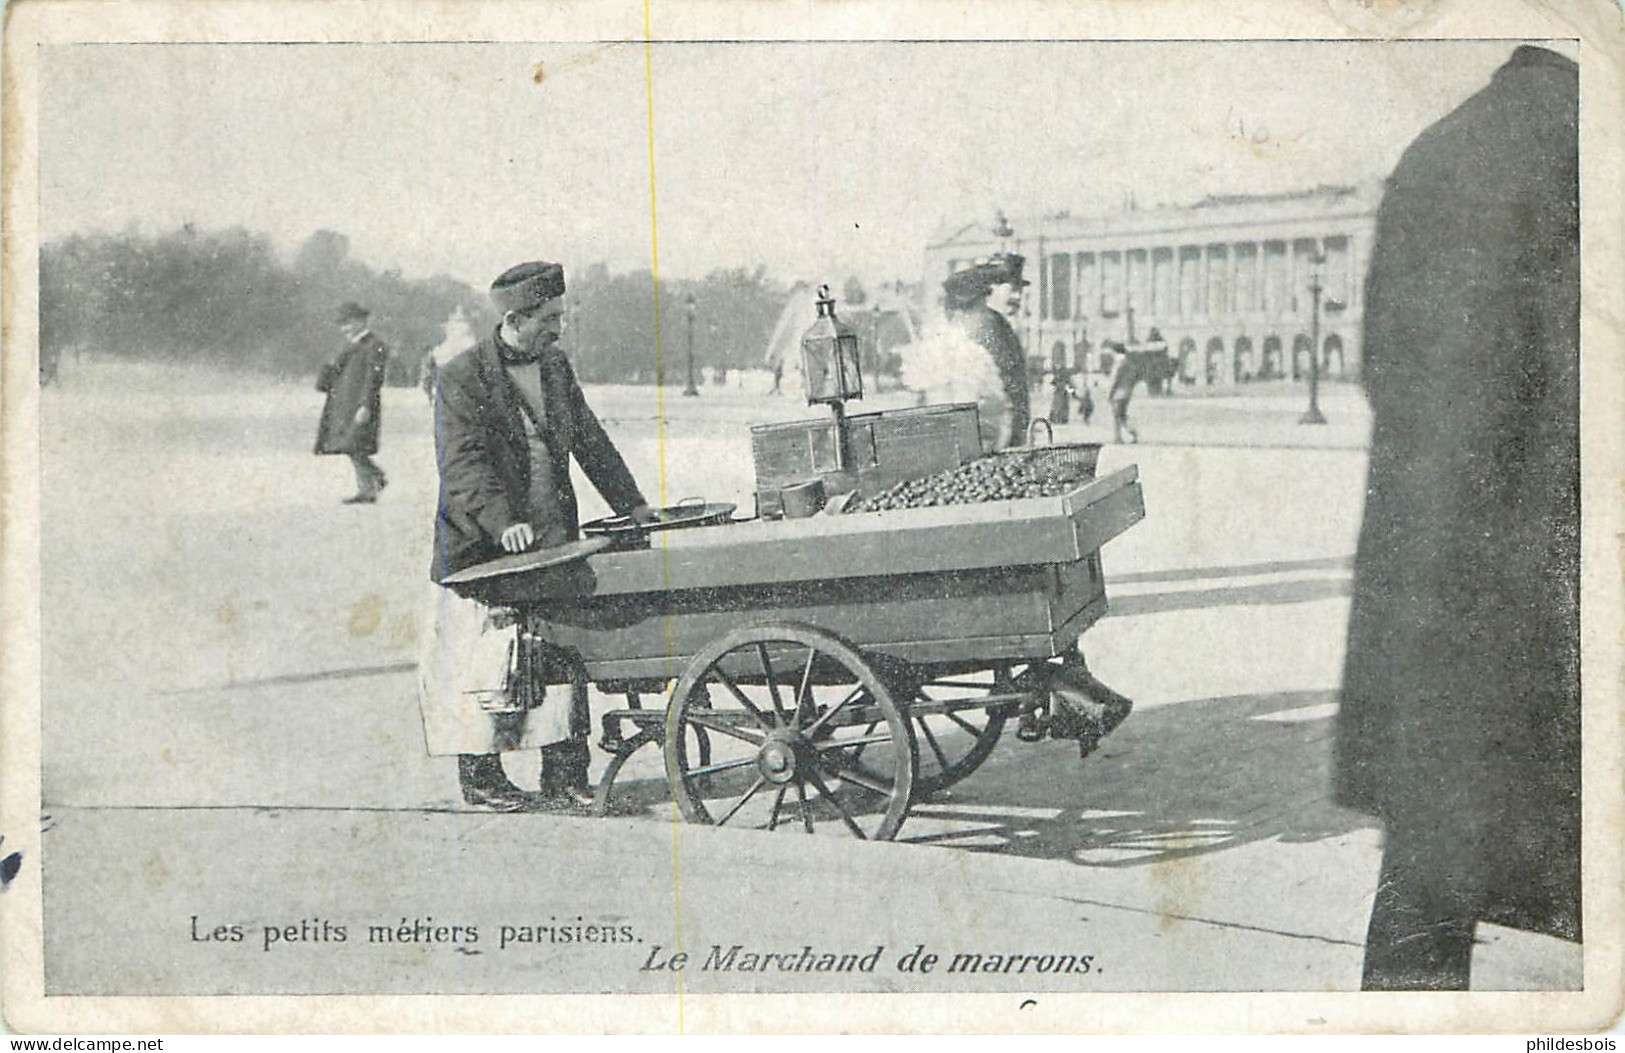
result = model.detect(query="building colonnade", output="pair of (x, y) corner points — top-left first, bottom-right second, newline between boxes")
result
(929, 186), (1380, 389)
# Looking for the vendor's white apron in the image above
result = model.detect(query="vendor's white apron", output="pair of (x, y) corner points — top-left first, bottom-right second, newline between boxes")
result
(415, 584), (573, 756)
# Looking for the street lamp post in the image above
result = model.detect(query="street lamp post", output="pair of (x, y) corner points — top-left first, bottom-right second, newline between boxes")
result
(870, 302), (883, 377)
(683, 292), (699, 397)
(1300, 254), (1328, 425)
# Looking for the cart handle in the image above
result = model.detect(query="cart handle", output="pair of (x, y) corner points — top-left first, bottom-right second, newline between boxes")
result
(1027, 418), (1055, 448)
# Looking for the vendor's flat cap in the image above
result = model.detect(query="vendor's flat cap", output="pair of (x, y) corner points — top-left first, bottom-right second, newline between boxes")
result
(491, 261), (566, 314)
(335, 301), (370, 323)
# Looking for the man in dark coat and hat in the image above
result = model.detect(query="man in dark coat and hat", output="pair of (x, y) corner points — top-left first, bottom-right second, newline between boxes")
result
(1334, 44), (1580, 990)
(315, 302), (390, 503)
(419, 261), (654, 811)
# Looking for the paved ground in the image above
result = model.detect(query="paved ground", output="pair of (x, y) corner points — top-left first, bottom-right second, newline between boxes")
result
(15, 364), (1582, 1014)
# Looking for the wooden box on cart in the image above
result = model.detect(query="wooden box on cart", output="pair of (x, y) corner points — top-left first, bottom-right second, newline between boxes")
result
(750, 402), (984, 517)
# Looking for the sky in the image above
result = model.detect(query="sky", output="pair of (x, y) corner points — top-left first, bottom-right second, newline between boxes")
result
(39, 39), (1551, 291)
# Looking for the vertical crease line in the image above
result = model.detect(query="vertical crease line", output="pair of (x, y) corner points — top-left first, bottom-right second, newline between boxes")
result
(641, 6), (685, 1031)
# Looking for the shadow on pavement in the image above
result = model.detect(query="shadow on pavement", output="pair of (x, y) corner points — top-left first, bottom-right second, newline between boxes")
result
(1107, 576), (1350, 618)
(597, 689), (1376, 869)
(900, 688), (1372, 866)
(1110, 555), (1353, 586)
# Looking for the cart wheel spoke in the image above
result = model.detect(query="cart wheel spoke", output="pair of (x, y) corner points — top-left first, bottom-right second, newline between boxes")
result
(817, 753), (896, 797)
(942, 710), (983, 737)
(681, 755), (761, 780)
(766, 784), (789, 832)
(815, 732), (894, 753)
(756, 642), (789, 727)
(803, 768), (867, 840)
(803, 685), (866, 737)
(795, 780), (814, 833)
(849, 719), (880, 764)
(683, 711), (766, 747)
(792, 647), (818, 728)
(916, 716), (951, 770)
(714, 777), (767, 828)
(709, 666), (774, 729)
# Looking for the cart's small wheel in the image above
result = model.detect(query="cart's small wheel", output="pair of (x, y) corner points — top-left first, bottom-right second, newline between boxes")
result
(664, 623), (917, 841)
(900, 667), (1015, 798)
(593, 724), (711, 817)
(593, 729), (658, 817)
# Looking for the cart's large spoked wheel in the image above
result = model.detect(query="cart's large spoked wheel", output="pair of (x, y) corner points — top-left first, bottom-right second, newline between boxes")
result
(897, 667), (1020, 799)
(664, 623), (917, 841)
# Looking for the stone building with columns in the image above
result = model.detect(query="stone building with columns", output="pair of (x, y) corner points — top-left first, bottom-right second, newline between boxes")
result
(923, 183), (1381, 387)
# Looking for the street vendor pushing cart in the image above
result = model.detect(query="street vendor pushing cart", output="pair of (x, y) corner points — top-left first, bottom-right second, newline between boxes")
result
(419, 260), (656, 812)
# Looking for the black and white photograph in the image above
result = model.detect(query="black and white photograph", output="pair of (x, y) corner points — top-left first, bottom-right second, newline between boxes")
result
(2, 0), (1621, 1035)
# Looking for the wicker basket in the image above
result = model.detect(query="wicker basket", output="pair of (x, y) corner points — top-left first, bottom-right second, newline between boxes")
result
(998, 419), (1102, 484)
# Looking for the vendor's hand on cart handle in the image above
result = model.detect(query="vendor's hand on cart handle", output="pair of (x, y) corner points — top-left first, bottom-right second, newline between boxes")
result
(500, 522), (536, 553)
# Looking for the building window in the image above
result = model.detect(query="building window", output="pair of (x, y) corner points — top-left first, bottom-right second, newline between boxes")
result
(1263, 241), (1288, 317)
(1323, 236), (1351, 308)
(1234, 242), (1259, 312)
(1178, 246), (1203, 317)
(1207, 244), (1230, 317)
(1292, 333), (1314, 380)
(1262, 334), (1284, 378)
(1324, 334), (1346, 377)
(1293, 238), (1321, 317)
(1234, 336), (1254, 383)
(1152, 248), (1175, 317)
(1205, 337), (1225, 386)
(1101, 251), (1123, 315)
(1076, 253), (1096, 320)
(1127, 249), (1150, 319)
(1049, 253), (1071, 322)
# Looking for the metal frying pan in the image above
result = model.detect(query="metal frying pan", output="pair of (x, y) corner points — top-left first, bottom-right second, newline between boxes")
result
(441, 536), (612, 587)
(581, 498), (739, 547)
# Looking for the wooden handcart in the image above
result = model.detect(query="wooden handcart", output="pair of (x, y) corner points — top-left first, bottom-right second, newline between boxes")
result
(451, 465), (1145, 841)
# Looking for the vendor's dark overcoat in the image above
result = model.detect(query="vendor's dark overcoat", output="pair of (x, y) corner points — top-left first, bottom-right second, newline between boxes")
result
(1334, 45), (1580, 940)
(960, 305), (1031, 448)
(429, 334), (646, 583)
(314, 331), (389, 456)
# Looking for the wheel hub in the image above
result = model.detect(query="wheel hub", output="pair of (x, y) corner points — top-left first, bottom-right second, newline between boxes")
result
(757, 731), (809, 785)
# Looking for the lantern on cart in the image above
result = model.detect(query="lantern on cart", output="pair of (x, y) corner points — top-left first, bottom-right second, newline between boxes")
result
(799, 283), (864, 468)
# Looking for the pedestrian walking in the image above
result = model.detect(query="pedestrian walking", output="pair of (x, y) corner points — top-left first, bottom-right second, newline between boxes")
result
(314, 302), (389, 503)
(1106, 343), (1142, 444)
(1047, 357), (1072, 425)
(1335, 44), (1580, 990)
(420, 261), (656, 812)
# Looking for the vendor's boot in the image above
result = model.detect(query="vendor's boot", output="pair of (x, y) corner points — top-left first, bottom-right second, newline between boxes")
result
(540, 739), (594, 809)
(458, 753), (538, 812)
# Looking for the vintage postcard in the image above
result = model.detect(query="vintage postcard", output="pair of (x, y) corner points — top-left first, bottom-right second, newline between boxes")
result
(2, 0), (1622, 1035)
